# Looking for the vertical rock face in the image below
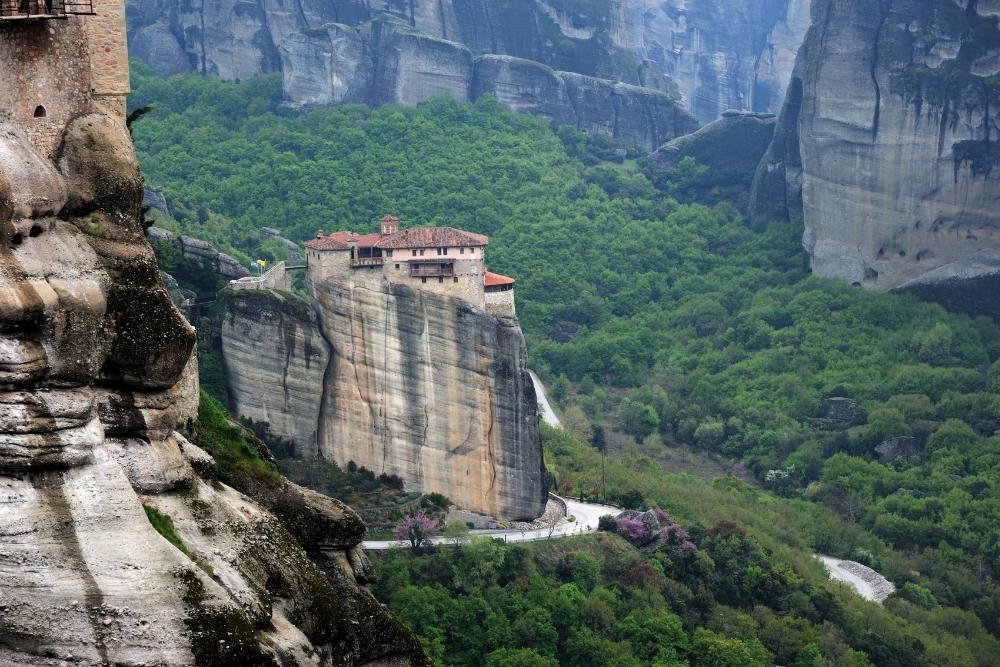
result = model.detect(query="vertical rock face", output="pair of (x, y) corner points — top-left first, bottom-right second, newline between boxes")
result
(127, 0), (811, 141)
(1, 20), (423, 666)
(614, 0), (813, 122)
(220, 283), (547, 521)
(222, 289), (329, 459)
(751, 0), (1000, 310)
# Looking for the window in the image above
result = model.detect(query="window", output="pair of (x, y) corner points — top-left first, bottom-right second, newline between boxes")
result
(387, 250), (392, 257)
(420, 249), (425, 256)
(412, 249), (417, 257)
(33, 106), (46, 118)
(453, 276), (458, 283)
(438, 277), (443, 283)
(422, 277), (427, 284)
(395, 263), (400, 269)
(460, 247), (465, 254)
(470, 248), (475, 254)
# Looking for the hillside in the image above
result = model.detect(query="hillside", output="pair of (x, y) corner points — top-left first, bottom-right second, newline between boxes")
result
(131, 67), (1000, 665)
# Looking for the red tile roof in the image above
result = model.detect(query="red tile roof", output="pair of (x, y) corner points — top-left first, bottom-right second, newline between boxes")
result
(376, 227), (489, 250)
(304, 235), (350, 250)
(485, 271), (515, 287)
(306, 226), (489, 252)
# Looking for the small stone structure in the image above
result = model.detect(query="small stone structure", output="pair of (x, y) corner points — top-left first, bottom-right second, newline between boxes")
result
(305, 215), (517, 318)
(229, 261), (292, 292)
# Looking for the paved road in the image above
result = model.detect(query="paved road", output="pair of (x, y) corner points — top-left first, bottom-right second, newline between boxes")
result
(530, 370), (562, 429)
(362, 497), (620, 550)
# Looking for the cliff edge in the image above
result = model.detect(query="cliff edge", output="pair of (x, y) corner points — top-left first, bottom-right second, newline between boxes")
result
(221, 283), (548, 522)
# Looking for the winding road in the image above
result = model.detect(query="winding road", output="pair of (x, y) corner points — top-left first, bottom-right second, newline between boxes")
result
(362, 497), (620, 550)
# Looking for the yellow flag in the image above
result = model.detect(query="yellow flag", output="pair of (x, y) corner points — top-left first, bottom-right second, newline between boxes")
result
(257, 259), (267, 268)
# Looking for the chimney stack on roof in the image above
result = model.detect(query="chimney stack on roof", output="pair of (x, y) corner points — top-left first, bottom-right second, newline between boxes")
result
(316, 229), (325, 238)
(380, 215), (400, 235)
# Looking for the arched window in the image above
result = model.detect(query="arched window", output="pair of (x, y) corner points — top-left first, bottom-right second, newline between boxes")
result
(33, 106), (46, 118)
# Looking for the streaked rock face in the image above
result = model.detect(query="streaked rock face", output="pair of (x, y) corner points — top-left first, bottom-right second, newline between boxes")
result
(221, 283), (547, 521)
(0, 110), (422, 665)
(751, 0), (1000, 312)
(127, 0), (810, 140)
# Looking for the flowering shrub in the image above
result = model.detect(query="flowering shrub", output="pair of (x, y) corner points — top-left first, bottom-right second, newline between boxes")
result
(615, 517), (650, 543)
(394, 512), (437, 548)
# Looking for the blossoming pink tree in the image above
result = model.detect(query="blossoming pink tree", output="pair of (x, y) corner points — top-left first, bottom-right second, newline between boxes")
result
(394, 512), (438, 548)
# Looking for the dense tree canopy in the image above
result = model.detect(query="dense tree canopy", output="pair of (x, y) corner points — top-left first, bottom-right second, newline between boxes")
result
(130, 64), (1000, 664)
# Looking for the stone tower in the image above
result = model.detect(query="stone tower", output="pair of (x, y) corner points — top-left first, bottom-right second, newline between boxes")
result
(0, 0), (130, 154)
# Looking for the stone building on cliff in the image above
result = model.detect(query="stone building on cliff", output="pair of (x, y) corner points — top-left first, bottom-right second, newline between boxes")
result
(305, 214), (517, 317)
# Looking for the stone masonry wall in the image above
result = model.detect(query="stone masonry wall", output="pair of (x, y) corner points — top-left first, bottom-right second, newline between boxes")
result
(0, 1), (129, 155)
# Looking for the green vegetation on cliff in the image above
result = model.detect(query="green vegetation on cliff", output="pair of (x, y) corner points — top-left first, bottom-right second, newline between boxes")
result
(131, 65), (1000, 663)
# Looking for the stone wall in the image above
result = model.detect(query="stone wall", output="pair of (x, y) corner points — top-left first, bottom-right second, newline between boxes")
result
(486, 289), (516, 318)
(0, 2), (129, 155)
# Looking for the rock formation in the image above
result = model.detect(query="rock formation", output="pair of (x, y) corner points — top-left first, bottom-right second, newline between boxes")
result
(648, 110), (776, 207)
(751, 0), (1000, 316)
(126, 0), (813, 139)
(221, 283), (547, 521)
(149, 225), (250, 280)
(1, 8), (423, 664)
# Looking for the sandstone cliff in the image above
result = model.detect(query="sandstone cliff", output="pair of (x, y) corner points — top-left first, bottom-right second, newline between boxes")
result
(221, 283), (547, 521)
(0, 88), (422, 667)
(751, 0), (1000, 312)
(127, 0), (811, 140)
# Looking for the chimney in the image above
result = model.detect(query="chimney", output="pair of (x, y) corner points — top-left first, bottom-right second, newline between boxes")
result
(380, 215), (400, 235)
(316, 229), (325, 238)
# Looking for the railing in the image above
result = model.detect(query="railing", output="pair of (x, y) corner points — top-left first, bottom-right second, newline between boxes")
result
(351, 256), (384, 267)
(0, 0), (93, 18)
(410, 265), (455, 278)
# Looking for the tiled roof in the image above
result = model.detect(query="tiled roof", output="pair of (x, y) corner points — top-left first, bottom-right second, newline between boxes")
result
(306, 226), (489, 251)
(485, 271), (515, 287)
(305, 230), (383, 250)
(304, 235), (350, 250)
(376, 227), (489, 249)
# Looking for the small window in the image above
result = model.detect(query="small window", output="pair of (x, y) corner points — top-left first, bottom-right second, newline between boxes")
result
(453, 276), (458, 283)
(420, 249), (425, 256)
(387, 250), (392, 257)
(412, 249), (417, 257)
(395, 263), (400, 269)
(438, 277), (443, 283)
(422, 277), (427, 284)
(470, 247), (475, 254)
(33, 105), (46, 118)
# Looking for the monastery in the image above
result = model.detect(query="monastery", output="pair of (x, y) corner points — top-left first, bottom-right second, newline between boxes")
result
(304, 214), (517, 318)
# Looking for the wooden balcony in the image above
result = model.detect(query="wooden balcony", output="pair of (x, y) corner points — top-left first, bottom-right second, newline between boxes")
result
(410, 263), (454, 278)
(0, 0), (93, 19)
(351, 256), (384, 267)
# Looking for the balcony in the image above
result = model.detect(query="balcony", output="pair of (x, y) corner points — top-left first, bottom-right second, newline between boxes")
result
(410, 263), (454, 278)
(351, 256), (384, 268)
(0, 0), (93, 20)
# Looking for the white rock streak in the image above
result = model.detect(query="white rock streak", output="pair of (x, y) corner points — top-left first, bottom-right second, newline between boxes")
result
(530, 370), (562, 429)
(817, 555), (895, 604)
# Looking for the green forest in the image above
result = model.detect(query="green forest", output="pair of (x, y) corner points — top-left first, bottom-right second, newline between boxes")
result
(130, 63), (1000, 666)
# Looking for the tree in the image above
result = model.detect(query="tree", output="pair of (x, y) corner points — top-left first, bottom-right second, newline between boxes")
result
(690, 628), (771, 667)
(393, 513), (437, 548)
(443, 518), (471, 545)
(485, 648), (558, 667)
(618, 398), (659, 439)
